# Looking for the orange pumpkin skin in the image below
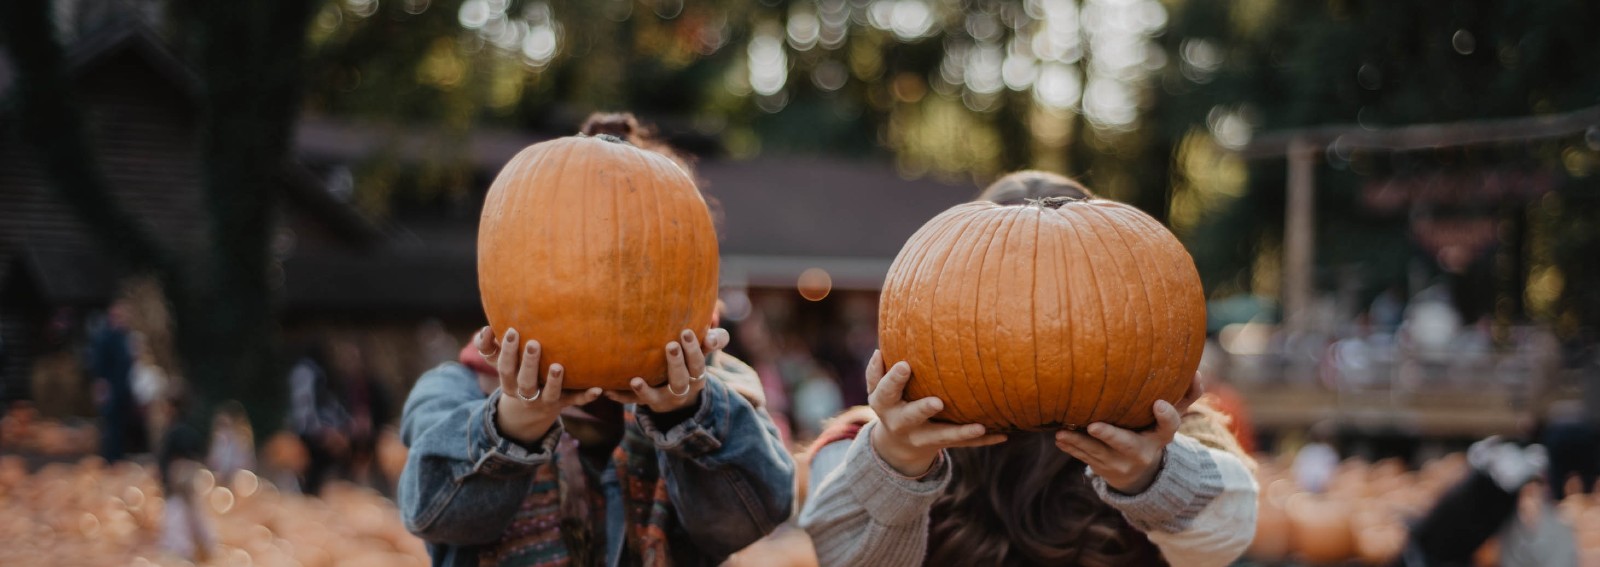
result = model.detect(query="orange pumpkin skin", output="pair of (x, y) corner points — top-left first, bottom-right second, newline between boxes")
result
(878, 198), (1205, 431)
(478, 135), (719, 390)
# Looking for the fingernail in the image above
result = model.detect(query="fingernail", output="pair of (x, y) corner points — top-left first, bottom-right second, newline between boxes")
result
(682, 330), (695, 341)
(632, 378), (645, 389)
(505, 328), (518, 341)
(1089, 424), (1106, 435)
(479, 328), (492, 341)
(929, 399), (943, 411)
(550, 364), (563, 376)
(1056, 431), (1069, 441)
(525, 342), (537, 355)
(667, 343), (680, 354)
(892, 361), (909, 373)
(965, 424), (984, 435)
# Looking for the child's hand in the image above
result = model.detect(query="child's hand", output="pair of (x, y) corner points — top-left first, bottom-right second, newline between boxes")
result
(475, 327), (603, 445)
(604, 328), (730, 414)
(1055, 399), (1182, 494)
(866, 351), (1006, 477)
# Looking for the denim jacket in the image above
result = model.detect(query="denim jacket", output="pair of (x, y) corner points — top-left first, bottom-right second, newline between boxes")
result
(397, 359), (795, 566)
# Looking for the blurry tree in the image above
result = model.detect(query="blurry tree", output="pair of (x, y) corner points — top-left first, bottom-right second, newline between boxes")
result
(0, 0), (320, 432)
(1159, 0), (1600, 337)
(298, 0), (1176, 218)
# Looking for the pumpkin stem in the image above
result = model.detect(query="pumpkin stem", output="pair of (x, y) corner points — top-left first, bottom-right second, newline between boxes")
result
(1027, 195), (1088, 209)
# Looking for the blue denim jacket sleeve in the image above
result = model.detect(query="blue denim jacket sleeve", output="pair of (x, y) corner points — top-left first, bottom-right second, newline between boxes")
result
(634, 366), (797, 559)
(397, 362), (560, 546)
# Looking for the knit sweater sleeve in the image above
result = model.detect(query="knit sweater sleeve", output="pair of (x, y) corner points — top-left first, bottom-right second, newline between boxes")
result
(1090, 433), (1259, 567)
(798, 420), (946, 567)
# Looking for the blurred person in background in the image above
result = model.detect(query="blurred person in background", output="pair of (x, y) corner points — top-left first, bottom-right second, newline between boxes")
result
(130, 331), (173, 448)
(397, 113), (793, 567)
(89, 298), (145, 461)
(330, 339), (393, 488)
(1393, 436), (1576, 567)
(156, 393), (215, 563)
(207, 400), (256, 483)
(286, 340), (352, 495)
(1537, 399), (1598, 499)
(800, 172), (1259, 567)
(1294, 420), (1341, 494)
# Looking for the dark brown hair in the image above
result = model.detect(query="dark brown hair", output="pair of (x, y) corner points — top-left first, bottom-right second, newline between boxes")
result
(928, 433), (1166, 566)
(579, 112), (695, 177)
(578, 111), (722, 228)
(926, 170), (1164, 567)
(977, 170), (1096, 205)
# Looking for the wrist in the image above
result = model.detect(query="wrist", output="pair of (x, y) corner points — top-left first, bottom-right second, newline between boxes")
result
(1107, 449), (1166, 495)
(494, 395), (557, 445)
(870, 423), (938, 477)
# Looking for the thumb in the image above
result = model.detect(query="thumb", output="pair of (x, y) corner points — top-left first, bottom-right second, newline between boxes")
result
(1149, 400), (1181, 443)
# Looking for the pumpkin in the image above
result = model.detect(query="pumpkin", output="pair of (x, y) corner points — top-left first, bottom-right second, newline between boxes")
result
(478, 134), (719, 390)
(878, 197), (1205, 431)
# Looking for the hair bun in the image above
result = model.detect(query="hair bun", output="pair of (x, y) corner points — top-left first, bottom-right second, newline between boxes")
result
(580, 112), (640, 139)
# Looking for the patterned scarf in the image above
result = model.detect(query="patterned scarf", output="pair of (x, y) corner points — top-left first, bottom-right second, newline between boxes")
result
(479, 411), (675, 567)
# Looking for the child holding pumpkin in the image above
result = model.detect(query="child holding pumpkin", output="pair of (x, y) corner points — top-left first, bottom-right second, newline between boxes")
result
(799, 171), (1259, 567)
(397, 114), (794, 567)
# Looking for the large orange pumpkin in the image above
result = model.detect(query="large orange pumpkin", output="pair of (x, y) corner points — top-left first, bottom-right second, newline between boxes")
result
(878, 197), (1205, 431)
(478, 134), (719, 390)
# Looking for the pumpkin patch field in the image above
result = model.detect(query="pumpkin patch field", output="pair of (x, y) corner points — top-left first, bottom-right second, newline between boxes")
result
(1245, 454), (1600, 566)
(0, 454), (428, 567)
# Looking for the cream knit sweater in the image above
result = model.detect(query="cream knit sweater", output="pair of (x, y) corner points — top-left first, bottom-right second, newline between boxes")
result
(798, 421), (1258, 567)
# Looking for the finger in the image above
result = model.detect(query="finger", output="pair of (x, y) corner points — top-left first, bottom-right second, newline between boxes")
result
(946, 434), (1009, 448)
(1055, 430), (1115, 463)
(603, 390), (641, 405)
(907, 423), (988, 449)
(539, 363), (565, 402)
(703, 328), (731, 355)
(663, 341), (691, 397)
(474, 327), (498, 361)
(679, 329), (707, 379)
(867, 361), (911, 411)
(1086, 422), (1144, 455)
(1055, 438), (1101, 466)
(560, 387), (604, 407)
(630, 377), (666, 408)
(1146, 400), (1181, 444)
(1177, 372), (1205, 412)
(884, 397), (943, 432)
(496, 329), (521, 394)
(515, 340), (542, 399)
(864, 350), (885, 394)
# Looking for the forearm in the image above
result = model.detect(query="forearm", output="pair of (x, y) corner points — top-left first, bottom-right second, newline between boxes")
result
(799, 421), (945, 567)
(397, 365), (559, 546)
(1094, 435), (1259, 567)
(640, 377), (796, 557)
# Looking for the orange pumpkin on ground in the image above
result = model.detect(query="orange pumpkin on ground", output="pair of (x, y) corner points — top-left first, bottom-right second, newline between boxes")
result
(477, 134), (719, 390)
(878, 196), (1205, 431)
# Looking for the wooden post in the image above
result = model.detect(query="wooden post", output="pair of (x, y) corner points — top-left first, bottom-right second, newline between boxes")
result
(1284, 138), (1315, 333)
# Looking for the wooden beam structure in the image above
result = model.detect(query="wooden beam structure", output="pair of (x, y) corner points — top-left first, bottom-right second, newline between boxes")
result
(1232, 104), (1600, 334)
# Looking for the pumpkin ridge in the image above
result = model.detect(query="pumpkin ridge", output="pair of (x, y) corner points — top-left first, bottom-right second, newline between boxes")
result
(1029, 207), (1046, 429)
(964, 208), (1010, 428)
(1072, 206), (1123, 425)
(1049, 213), (1075, 426)
(1046, 212), (1074, 426)
(642, 146), (670, 385)
(979, 206), (1030, 426)
(1056, 206), (1104, 428)
(1085, 205), (1159, 426)
(909, 208), (979, 423)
